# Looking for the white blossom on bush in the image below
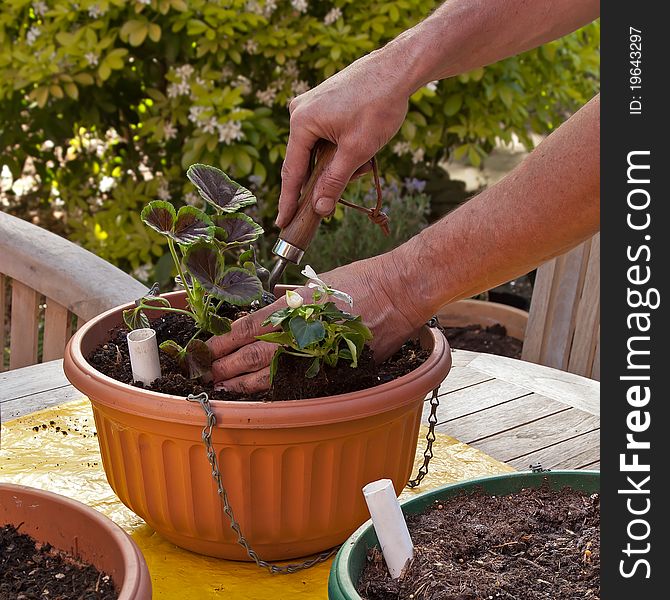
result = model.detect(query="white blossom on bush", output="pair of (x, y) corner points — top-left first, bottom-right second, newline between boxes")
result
(137, 0), (152, 5)
(217, 120), (243, 144)
(99, 175), (116, 193)
(244, 39), (258, 54)
(324, 7), (342, 25)
(188, 105), (206, 123)
(425, 80), (438, 92)
(85, 52), (99, 66)
(87, 4), (105, 18)
(167, 81), (190, 98)
(290, 80), (310, 99)
(157, 179), (171, 201)
(26, 26), (41, 46)
(32, 1), (48, 16)
(256, 87), (277, 106)
(132, 264), (152, 281)
(163, 122), (177, 140)
(174, 64), (194, 80)
(184, 191), (200, 206)
(411, 148), (425, 164)
(291, 0), (308, 13)
(202, 116), (219, 134)
(263, 0), (277, 17)
(392, 141), (411, 156)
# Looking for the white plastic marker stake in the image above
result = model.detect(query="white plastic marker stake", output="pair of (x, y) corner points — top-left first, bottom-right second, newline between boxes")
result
(127, 328), (162, 385)
(362, 479), (414, 579)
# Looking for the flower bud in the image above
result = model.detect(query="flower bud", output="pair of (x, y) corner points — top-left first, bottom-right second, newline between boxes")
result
(286, 289), (304, 309)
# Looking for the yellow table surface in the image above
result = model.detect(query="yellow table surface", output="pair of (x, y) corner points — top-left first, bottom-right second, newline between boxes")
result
(0, 398), (513, 599)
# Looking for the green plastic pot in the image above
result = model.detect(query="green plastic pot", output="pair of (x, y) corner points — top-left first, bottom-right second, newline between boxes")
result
(328, 470), (600, 600)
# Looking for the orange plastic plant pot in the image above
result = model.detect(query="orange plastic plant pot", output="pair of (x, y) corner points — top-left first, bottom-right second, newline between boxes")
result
(63, 292), (452, 561)
(0, 483), (152, 599)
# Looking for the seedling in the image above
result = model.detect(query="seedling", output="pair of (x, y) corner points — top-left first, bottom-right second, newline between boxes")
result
(258, 266), (373, 381)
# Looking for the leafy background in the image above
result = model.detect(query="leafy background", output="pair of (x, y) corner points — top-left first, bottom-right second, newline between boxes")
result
(0, 0), (599, 284)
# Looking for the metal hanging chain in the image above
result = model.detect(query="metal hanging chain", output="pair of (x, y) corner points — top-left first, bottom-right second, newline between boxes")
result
(406, 385), (440, 489)
(187, 392), (338, 574)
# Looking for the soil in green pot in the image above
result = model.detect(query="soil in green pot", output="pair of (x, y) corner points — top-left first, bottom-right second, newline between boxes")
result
(358, 485), (600, 600)
(87, 313), (430, 401)
(0, 524), (118, 600)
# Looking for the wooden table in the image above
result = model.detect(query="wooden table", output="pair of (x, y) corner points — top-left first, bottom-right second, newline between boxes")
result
(0, 349), (599, 471)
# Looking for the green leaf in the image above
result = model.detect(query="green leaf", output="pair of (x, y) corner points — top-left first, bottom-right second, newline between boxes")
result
(262, 307), (293, 327)
(443, 94), (463, 116)
(160, 339), (185, 359)
(289, 316), (326, 349)
(205, 312), (232, 336)
(141, 201), (176, 237)
(183, 339), (212, 379)
(268, 347), (284, 383)
(123, 307), (150, 330)
(343, 335), (359, 367)
(210, 268), (263, 305)
(186, 164), (256, 213)
(305, 357), (321, 378)
(173, 206), (214, 244)
(212, 213), (263, 245)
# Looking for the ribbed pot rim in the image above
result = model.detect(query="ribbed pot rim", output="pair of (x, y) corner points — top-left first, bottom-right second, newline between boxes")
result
(0, 483), (151, 600)
(64, 291), (452, 428)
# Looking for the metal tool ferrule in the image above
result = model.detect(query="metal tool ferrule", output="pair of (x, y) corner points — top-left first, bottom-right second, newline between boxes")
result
(272, 239), (305, 264)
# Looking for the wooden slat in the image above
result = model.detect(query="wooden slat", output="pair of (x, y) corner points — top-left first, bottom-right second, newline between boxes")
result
(1, 274), (6, 372)
(450, 348), (478, 368)
(583, 461), (600, 471)
(430, 365), (492, 396)
(467, 352), (600, 416)
(0, 359), (70, 403)
(1, 384), (81, 423)
(521, 256), (556, 364)
(423, 378), (531, 423)
(591, 332), (600, 380)
(8, 282), (40, 370)
(473, 409), (599, 463)
(507, 429), (600, 471)
(569, 235), (600, 378)
(436, 393), (569, 443)
(42, 298), (71, 362)
(541, 241), (590, 370)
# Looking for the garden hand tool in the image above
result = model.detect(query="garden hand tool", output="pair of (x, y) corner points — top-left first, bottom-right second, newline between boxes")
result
(266, 140), (390, 295)
(267, 140), (338, 294)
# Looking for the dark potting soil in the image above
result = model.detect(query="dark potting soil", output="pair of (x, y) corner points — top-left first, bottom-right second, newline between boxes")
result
(87, 313), (431, 401)
(357, 485), (600, 600)
(0, 524), (118, 600)
(442, 323), (523, 359)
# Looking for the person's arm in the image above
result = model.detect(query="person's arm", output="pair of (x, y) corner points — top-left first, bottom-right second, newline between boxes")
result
(208, 94), (600, 392)
(276, 0), (600, 227)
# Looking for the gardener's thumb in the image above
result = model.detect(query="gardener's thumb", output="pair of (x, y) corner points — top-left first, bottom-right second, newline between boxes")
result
(313, 150), (359, 216)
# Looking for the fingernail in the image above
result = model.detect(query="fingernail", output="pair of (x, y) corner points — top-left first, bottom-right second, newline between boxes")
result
(315, 197), (331, 215)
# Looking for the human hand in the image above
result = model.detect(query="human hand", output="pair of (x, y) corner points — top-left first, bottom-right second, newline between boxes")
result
(276, 50), (412, 228)
(207, 254), (424, 394)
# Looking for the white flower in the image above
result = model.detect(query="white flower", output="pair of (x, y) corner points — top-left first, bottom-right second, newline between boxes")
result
(157, 179), (171, 201)
(184, 191), (200, 206)
(285, 290), (304, 309)
(301, 265), (353, 306)
(99, 175), (116, 193)
(263, 0), (277, 17)
(425, 80), (438, 92)
(175, 64), (194, 81)
(284, 60), (299, 79)
(324, 7), (342, 26)
(33, 1), (48, 16)
(88, 4), (104, 18)
(85, 52), (98, 66)
(244, 39), (258, 54)
(132, 264), (152, 281)
(392, 141), (411, 156)
(291, 80), (310, 97)
(163, 122), (177, 140)
(256, 87), (277, 107)
(202, 116), (218, 134)
(245, 0), (263, 15)
(291, 0), (308, 13)
(137, 0), (152, 5)
(167, 80), (190, 98)
(411, 148), (425, 164)
(188, 105), (206, 123)
(26, 26), (41, 46)
(217, 120), (244, 144)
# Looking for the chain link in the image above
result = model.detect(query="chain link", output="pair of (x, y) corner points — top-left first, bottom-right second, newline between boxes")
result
(406, 385), (440, 488)
(187, 392), (338, 574)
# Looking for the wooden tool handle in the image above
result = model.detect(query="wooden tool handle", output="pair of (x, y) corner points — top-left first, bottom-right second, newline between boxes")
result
(278, 140), (338, 252)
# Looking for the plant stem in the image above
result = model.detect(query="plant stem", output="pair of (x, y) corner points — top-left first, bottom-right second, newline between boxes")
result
(138, 304), (195, 318)
(168, 238), (195, 306)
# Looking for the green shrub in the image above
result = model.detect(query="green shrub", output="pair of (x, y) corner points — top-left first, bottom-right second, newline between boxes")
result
(0, 0), (599, 280)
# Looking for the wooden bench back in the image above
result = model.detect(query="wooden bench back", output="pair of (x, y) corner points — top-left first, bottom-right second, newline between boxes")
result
(1, 212), (148, 370)
(522, 234), (600, 380)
